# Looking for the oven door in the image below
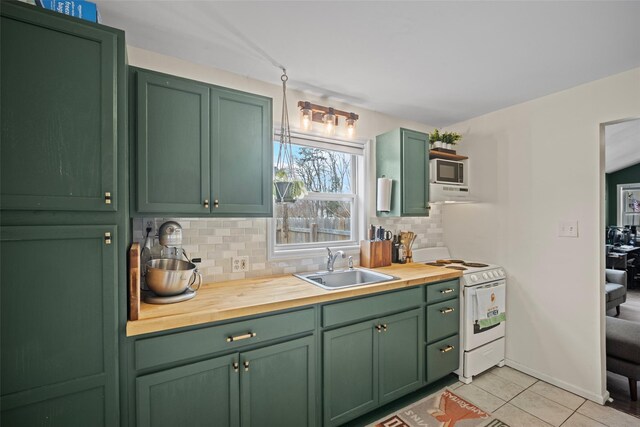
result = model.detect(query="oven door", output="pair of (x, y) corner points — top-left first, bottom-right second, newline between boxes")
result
(432, 159), (464, 185)
(463, 280), (506, 351)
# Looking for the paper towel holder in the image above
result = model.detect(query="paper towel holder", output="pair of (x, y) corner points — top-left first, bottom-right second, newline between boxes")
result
(377, 176), (393, 212)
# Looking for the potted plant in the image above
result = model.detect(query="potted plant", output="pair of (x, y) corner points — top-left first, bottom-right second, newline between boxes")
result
(441, 131), (462, 150)
(429, 128), (442, 149)
(274, 169), (307, 203)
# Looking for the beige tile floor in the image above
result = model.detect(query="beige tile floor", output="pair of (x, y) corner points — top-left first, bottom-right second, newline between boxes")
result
(450, 366), (640, 427)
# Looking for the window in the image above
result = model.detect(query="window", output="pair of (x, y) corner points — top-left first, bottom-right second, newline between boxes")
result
(269, 131), (366, 259)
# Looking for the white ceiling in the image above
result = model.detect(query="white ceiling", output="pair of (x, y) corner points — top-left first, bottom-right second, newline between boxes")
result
(605, 119), (640, 174)
(96, 1), (640, 126)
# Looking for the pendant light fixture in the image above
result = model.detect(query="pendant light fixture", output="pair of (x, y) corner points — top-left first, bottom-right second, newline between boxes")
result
(297, 101), (359, 138)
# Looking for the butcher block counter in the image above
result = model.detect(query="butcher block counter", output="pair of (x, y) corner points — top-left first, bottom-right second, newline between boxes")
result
(126, 263), (462, 337)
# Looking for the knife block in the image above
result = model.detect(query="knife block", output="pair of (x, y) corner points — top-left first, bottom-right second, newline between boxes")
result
(359, 240), (392, 268)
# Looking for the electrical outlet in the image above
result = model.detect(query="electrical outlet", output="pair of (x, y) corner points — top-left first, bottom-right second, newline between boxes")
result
(232, 256), (249, 272)
(559, 220), (579, 238)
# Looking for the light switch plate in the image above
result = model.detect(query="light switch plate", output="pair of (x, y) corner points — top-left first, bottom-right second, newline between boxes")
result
(559, 220), (579, 237)
(232, 256), (249, 272)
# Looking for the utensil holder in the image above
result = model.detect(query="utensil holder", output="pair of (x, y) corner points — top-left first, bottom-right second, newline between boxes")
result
(360, 240), (392, 268)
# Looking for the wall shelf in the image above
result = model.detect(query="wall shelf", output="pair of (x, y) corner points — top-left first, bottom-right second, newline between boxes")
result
(429, 150), (468, 161)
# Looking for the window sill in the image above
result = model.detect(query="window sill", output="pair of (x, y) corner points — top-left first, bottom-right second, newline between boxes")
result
(268, 243), (360, 262)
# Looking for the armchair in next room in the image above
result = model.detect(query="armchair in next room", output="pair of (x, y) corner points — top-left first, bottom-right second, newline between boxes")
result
(606, 269), (627, 316)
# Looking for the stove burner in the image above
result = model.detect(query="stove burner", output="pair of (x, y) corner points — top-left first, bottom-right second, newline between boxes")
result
(446, 265), (467, 271)
(463, 262), (489, 268)
(435, 259), (452, 264)
(425, 262), (446, 267)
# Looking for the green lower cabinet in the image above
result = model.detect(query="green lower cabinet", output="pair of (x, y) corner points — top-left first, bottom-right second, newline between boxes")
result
(426, 335), (460, 384)
(0, 225), (118, 426)
(323, 308), (423, 426)
(323, 320), (378, 426)
(379, 309), (423, 405)
(240, 336), (315, 427)
(135, 335), (315, 427)
(137, 354), (239, 427)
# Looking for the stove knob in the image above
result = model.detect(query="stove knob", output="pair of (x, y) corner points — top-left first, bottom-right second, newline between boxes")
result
(488, 271), (495, 278)
(482, 273), (488, 280)
(471, 275), (478, 282)
(498, 269), (505, 277)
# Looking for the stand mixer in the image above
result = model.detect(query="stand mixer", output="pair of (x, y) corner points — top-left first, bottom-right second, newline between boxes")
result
(142, 221), (202, 304)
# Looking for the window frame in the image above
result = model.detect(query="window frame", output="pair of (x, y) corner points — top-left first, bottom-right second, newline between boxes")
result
(268, 130), (368, 260)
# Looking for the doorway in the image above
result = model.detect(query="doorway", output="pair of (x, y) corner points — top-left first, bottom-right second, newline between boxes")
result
(601, 117), (640, 416)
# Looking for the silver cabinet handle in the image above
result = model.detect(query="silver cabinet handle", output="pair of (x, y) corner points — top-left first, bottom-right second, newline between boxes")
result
(232, 362), (239, 373)
(213, 199), (219, 208)
(226, 332), (257, 343)
(204, 199), (209, 208)
(243, 361), (250, 372)
(440, 288), (454, 294)
(440, 308), (455, 314)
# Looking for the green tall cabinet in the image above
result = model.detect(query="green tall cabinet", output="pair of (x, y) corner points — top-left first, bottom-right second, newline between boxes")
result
(133, 68), (272, 217)
(0, 2), (127, 426)
(376, 128), (430, 216)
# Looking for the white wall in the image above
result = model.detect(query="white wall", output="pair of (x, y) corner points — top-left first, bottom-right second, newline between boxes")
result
(443, 68), (640, 402)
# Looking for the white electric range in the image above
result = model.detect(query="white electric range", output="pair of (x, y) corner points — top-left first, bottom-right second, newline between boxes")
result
(412, 248), (506, 384)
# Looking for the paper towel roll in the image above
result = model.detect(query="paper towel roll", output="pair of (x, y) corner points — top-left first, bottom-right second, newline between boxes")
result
(377, 177), (392, 212)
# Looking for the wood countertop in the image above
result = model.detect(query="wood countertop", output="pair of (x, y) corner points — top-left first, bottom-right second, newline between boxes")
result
(126, 263), (462, 337)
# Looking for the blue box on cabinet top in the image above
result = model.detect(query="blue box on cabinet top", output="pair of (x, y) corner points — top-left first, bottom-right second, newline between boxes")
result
(37, 0), (98, 22)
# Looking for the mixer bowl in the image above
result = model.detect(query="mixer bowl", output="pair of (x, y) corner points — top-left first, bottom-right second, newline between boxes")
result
(146, 258), (199, 296)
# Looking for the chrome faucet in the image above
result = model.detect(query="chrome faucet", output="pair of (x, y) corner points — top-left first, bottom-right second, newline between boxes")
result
(326, 247), (346, 272)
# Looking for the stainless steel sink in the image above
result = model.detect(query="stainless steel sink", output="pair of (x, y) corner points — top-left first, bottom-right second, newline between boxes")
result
(294, 268), (399, 290)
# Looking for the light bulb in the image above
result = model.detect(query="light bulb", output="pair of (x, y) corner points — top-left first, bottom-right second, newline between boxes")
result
(324, 108), (336, 136)
(300, 102), (313, 131)
(346, 114), (356, 138)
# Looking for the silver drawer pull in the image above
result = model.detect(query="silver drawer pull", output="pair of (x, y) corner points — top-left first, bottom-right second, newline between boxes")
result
(440, 345), (455, 353)
(440, 288), (454, 294)
(440, 308), (455, 314)
(226, 332), (257, 342)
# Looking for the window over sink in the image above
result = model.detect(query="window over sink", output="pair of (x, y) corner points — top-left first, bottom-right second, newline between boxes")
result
(269, 131), (366, 259)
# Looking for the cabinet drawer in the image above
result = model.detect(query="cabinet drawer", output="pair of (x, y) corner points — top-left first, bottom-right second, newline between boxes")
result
(425, 280), (459, 304)
(426, 299), (459, 344)
(322, 287), (422, 328)
(135, 308), (315, 370)
(426, 335), (460, 384)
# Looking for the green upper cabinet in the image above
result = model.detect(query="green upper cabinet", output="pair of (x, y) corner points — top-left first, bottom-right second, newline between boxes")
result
(1, 225), (119, 426)
(1, 2), (118, 212)
(133, 68), (272, 217)
(376, 128), (429, 216)
(136, 70), (211, 214)
(211, 88), (272, 216)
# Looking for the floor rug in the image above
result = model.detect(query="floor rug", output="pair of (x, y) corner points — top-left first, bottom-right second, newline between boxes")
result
(368, 388), (510, 427)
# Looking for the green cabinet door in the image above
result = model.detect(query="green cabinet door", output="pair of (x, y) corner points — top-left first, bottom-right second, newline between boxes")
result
(1, 3), (118, 212)
(1, 225), (118, 426)
(401, 129), (430, 216)
(375, 128), (429, 217)
(323, 320), (378, 426)
(137, 354), (239, 427)
(378, 309), (424, 405)
(240, 336), (315, 427)
(136, 70), (211, 213)
(211, 88), (272, 217)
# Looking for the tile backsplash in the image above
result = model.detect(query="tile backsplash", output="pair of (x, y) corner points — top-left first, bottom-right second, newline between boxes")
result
(132, 204), (443, 284)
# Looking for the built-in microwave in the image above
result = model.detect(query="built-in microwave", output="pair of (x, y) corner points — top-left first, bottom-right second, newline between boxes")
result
(430, 158), (466, 185)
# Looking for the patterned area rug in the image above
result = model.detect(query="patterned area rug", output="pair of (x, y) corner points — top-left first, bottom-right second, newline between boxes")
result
(368, 389), (510, 427)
